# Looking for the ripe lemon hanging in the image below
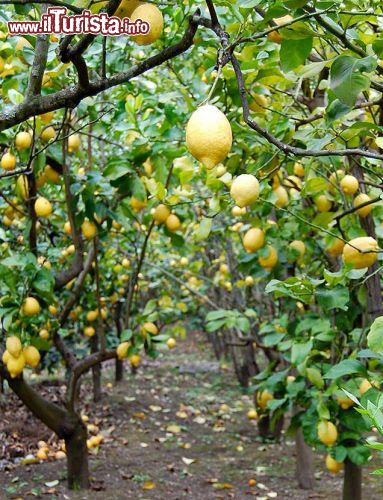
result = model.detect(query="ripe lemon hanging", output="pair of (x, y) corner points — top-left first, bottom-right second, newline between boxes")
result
(317, 421), (338, 446)
(325, 455), (343, 473)
(186, 104), (232, 170)
(35, 197), (53, 217)
(81, 220), (97, 239)
(6, 336), (22, 358)
(353, 193), (373, 218)
(166, 214), (181, 232)
(22, 297), (41, 316)
(342, 236), (378, 269)
(68, 134), (81, 152)
(1, 152), (16, 170)
(23, 345), (40, 368)
(243, 228), (265, 253)
(153, 204), (170, 224)
(258, 246), (278, 270)
(230, 174), (259, 208)
(131, 3), (164, 45)
(7, 352), (26, 378)
(116, 341), (131, 360)
(340, 174), (359, 195)
(15, 131), (32, 150)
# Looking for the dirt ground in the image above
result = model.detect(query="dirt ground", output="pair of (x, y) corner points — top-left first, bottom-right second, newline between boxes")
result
(1, 333), (382, 499)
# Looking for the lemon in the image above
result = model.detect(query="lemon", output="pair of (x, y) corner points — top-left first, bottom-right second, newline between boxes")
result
(15, 131), (32, 150)
(329, 169), (344, 192)
(284, 175), (302, 190)
(86, 310), (98, 322)
(39, 328), (49, 340)
(153, 204), (170, 224)
(289, 240), (305, 263)
(186, 104), (232, 169)
(44, 165), (60, 183)
(247, 409), (258, 420)
(142, 322), (158, 335)
(327, 238), (345, 257)
(116, 341), (130, 360)
(256, 390), (273, 410)
(40, 111), (54, 123)
(22, 296), (40, 316)
(268, 30), (282, 43)
(286, 375), (295, 384)
(340, 174), (359, 195)
(336, 395), (354, 410)
(64, 221), (72, 235)
(315, 195), (332, 213)
(245, 276), (254, 286)
(84, 326), (95, 337)
(166, 214), (181, 232)
(40, 126), (56, 142)
(131, 3), (164, 45)
(258, 246), (278, 270)
(1, 152), (16, 170)
(359, 379), (372, 395)
(342, 236), (378, 269)
(230, 174), (259, 207)
(122, 258), (130, 268)
(232, 206), (246, 216)
(293, 162), (305, 177)
(325, 455), (343, 473)
(249, 94), (268, 113)
(6, 336), (22, 357)
(23, 345), (40, 368)
(317, 421), (338, 446)
(7, 352), (25, 378)
(167, 337), (176, 349)
(68, 134), (81, 152)
(129, 353), (141, 367)
(81, 220), (97, 239)
(243, 228), (265, 253)
(130, 196), (147, 212)
(353, 193), (373, 218)
(2, 350), (11, 364)
(273, 186), (288, 208)
(16, 175), (29, 199)
(115, 0), (140, 18)
(35, 197), (53, 218)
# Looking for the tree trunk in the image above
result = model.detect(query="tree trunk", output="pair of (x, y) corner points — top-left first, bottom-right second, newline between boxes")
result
(295, 427), (314, 489)
(342, 459), (362, 500)
(115, 358), (124, 382)
(90, 336), (101, 402)
(65, 416), (90, 490)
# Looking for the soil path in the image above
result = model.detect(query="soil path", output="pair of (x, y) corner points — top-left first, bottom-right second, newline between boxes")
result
(1, 333), (382, 499)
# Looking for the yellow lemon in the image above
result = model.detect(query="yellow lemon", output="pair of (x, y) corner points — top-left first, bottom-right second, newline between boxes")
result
(15, 131), (32, 150)
(326, 455), (343, 473)
(340, 174), (359, 195)
(353, 193), (373, 218)
(230, 174), (259, 207)
(243, 228), (265, 253)
(1, 152), (16, 170)
(342, 236), (378, 269)
(40, 126), (56, 142)
(315, 195), (332, 213)
(167, 337), (176, 349)
(143, 322), (158, 335)
(258, 246), (278, 270)
(81, 220), (97, 239)
(7, 352), (25, 378)
(22, 296), (40, 316)
(6, 336), (22, 358)
(68, 134), (81, 152)
(274, 186), (288, 208)
(131, 3), (164, 45)
(23, 345), (40, 368)
(34, 197), (53, 218)
(166, 214), (181, 232)
(186, 104), (232, 169)
(317, 421), (338, 446)
(116, 341), (130, 360)
(153, 204), (170, 224)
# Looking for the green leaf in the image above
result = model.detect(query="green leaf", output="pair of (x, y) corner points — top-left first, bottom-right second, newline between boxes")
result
(304, 177), (329, 195)
(280, 38), (313, 72)
(347, 445), (370, 466)
(367, 316), (383, 355)
(316, 287), (349, 311)
(32, 268), (54, 302)
(324, 359), (366, 379)
(306, 367), (324, 389)
(291, 340), (313, 365)
(195, 217), (212, 242)
(330, 55), (377, 107)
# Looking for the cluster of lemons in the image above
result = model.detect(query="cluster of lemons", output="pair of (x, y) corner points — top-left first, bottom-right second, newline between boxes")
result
(2, 335), (40, 378)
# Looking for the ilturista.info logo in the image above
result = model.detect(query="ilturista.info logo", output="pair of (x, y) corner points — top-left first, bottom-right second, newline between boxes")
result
(7, 7), (150, 36)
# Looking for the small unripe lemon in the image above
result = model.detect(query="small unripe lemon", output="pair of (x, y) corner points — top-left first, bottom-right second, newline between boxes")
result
(35, 197), (53, 217)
